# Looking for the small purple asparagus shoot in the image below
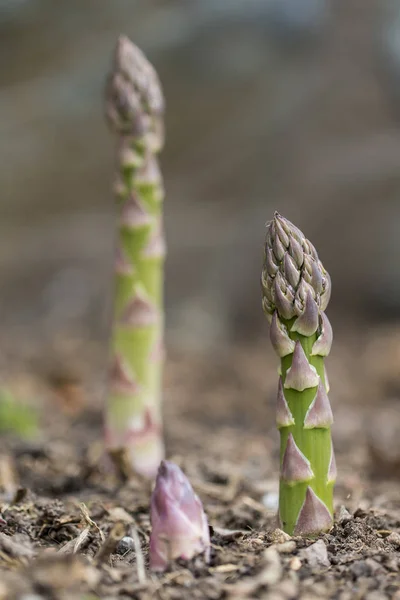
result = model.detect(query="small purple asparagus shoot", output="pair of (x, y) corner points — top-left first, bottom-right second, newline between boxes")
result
(261, 213), (335, 536)
(149, 461), (210, 571)
(104, 36), (166, 478)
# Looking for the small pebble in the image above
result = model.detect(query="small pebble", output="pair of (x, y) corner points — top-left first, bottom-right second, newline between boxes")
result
(299, 539), (330, 569)
(262, 492), (279, 511)
(276, 541), (296, 554)
(337, 505), (352, 524)
(116, 536), (135, 555)
(387, 531), (400, 548)
(271, 528), (292, 544)
(289, 556), (302, 571)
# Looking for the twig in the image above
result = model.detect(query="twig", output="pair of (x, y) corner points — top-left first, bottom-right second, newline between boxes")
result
(131, 526), (146, 584)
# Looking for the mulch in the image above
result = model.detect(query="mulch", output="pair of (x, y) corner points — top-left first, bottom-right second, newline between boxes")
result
(0, 328), (399, 599)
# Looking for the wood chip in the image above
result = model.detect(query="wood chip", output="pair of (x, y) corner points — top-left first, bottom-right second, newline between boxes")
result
(57, 526), (90, 555)
(95, 521), (126, 564)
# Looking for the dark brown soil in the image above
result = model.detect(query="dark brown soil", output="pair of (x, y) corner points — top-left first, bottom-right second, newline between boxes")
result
(0, 331), (400, 599)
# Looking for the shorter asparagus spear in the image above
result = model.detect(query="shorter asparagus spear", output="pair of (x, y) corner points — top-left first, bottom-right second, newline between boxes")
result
(149, 461), (210, 571)
(261, 212), (335, 536)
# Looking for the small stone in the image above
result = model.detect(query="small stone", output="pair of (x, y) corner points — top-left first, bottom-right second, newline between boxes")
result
(270, 528), (292, 544)
(116, 536), (135, 555)
(276, 541), (296, 554)
(289, 557), (302, 571)
(173, 572), (194, 586)
(250, 537), (265, 550)
(387, 531), (400, 548)
(336, 505), (352, 524)
(299, 539), (330, 569)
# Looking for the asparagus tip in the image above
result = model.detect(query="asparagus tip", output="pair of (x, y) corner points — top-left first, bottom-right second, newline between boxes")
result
(149, 461), (210, 571)
(105, 34), (164, 145)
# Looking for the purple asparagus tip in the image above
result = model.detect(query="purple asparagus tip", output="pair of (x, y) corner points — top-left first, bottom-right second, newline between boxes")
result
(261, 212), (331, 327)
(149, 461), (210, 571)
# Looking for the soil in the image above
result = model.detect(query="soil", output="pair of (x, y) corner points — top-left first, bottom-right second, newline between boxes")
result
(0, 330), (400, 599)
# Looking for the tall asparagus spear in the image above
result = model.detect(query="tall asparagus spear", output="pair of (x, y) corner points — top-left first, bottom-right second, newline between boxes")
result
(104, 36), (166, 478)
(261, 213), (335, 535)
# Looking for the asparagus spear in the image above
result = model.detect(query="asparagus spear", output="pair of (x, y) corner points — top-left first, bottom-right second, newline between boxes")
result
(149, 461), (210, 571)
(261, 212), (335, 535)
(104, 36), (166, 478)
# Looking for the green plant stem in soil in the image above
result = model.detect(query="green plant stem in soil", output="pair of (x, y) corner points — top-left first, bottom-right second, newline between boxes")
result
(104, 35), (166, 478)
(261, 212), (336, 535)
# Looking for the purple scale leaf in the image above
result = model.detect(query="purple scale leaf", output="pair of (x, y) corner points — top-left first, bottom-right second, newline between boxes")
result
(109, 355), (140, 396)
(142, 219), (166, 259)
(304, 381), (333, 429)
(291, 291), (319, 336)
(284, 341), (319, 391)
(274, 276), (295, 320)
(265, 247), (280, 277)
(289, 235), (304, 268)
(311, 313), (333, 357)
(120, 193), (152, 229)
(294, 487), (333, 535)
(119, 286), (158, 327)
(273, 233), (286, 262)
(283, 253), (300, 288)
(270, 312), (296, 358)
(115, 244), (134, 276)
(320, 270), (331, 312)
(274, 216), (290, 248)
(281, 434), (314, 484)
(276, 378), (295, 428)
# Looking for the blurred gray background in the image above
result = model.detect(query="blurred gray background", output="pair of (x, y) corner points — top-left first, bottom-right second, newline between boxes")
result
(1, 0), (400, 359)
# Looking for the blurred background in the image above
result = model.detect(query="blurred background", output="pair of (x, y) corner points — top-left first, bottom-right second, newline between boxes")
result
(1, 0), (400, 363)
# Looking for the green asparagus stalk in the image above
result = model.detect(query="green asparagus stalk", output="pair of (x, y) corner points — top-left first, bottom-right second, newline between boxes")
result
(261, 213), (336, 535)
(104, 35), (166, 478)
